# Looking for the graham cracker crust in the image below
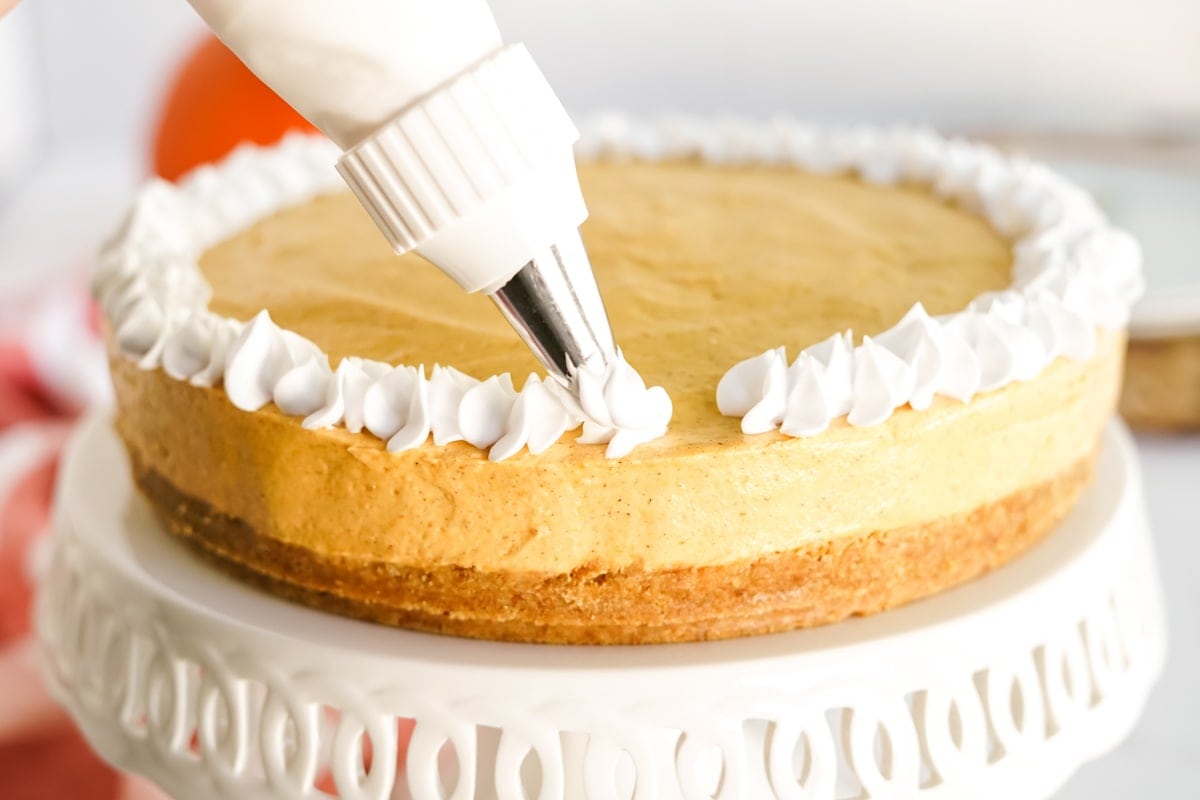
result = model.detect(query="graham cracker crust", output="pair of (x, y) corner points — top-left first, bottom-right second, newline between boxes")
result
(1121, 334), (1200, 431)
(129, 452), (1095, 645)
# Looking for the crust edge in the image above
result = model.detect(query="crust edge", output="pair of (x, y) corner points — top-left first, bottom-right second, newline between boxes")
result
(130, 450), (1095, 645)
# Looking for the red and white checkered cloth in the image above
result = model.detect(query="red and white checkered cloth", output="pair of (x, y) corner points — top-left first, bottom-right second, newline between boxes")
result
(0, 279), (166, 799)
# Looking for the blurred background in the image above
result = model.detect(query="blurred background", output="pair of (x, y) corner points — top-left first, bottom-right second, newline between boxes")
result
(0, 1), (1197, 798)
(5, 0), (1200, 295)
(5, 0), (1200, 286)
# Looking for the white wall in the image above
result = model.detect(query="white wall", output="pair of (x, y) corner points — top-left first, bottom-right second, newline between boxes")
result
(489, 0), (1200, 134)
(19, 0), (1200, 158)
(0, 4), (45, 200)
(30, 0), (204, 162)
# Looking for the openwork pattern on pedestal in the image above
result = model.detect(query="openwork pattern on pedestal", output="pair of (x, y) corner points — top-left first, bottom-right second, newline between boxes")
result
(38, 503), (1163, 800)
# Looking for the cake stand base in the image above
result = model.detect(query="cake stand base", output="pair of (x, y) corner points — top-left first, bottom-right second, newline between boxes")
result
(36, 416), (1166, 800)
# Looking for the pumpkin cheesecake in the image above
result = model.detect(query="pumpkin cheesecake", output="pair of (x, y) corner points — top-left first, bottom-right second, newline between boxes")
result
(95, 122), (1141, 644)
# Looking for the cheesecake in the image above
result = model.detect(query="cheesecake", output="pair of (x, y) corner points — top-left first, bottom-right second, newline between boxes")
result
(95, 122), (1141, 643)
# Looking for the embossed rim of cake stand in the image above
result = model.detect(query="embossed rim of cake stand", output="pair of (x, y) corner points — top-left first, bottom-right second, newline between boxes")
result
(36, 414), (1166, 800)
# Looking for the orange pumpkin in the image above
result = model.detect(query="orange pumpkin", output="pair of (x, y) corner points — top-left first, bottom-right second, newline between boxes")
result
(152, 34), (316, 181)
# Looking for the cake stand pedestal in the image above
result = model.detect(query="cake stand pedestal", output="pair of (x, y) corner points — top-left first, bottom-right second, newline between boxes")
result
(36, 416), (1166, 800)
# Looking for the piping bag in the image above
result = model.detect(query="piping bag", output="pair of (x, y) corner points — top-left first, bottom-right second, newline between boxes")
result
(186, 0), (670, 446)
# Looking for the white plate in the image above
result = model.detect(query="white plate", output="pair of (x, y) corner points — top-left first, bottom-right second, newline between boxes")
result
(1049, 158), (1200, 339)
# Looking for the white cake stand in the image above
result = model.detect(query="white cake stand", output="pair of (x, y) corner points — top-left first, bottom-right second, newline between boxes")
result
(36, 415), (1166, 800)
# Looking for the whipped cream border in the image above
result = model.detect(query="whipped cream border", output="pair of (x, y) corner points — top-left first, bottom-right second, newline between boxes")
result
(94, 119), (1143, 457)
(574, 116), (1142, 438)
(93, 133), (670, 460)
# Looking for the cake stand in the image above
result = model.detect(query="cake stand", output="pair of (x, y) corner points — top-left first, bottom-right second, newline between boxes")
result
(36, 415), (1166, 800)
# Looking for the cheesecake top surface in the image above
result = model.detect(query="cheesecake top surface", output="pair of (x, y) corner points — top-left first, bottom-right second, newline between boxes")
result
(200, 160), (1012, 453)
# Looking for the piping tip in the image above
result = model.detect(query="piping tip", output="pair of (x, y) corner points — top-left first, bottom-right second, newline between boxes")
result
(489, 228), (617, 383)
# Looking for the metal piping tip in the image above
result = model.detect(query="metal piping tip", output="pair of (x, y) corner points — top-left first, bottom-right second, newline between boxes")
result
(489, 229), (617, 383)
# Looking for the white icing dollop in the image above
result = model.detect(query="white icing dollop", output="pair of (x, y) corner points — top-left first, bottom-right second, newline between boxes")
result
(716, 347), (787, 433)
(303, 357), (389, 432)
(224, 310), (324, 412)
(386, 366), (432, 453)
(427, 365), (479, 445)
(163, 312), (224, 383)
(778, 332), (856, 437)
(458, 374), (518, 449)
(490, 375), (578, 460)
(273, 356), (333, 416)
(874, 303), (980, 409)
(847, 336), (915, 427)
(362, 365), (424, 440)
(569, 357), (673, 459)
